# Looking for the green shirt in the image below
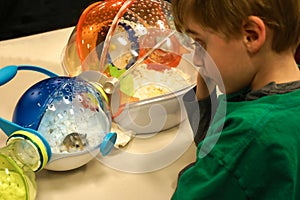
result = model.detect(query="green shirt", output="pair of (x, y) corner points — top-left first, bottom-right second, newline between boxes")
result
(172, 89), (300, 200)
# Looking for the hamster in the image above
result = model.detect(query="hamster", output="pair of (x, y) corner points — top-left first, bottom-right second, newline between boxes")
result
(60, 132), (88, 152)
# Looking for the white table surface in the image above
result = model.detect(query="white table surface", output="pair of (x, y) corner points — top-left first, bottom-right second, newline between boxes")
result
(0, 27), (196, 200)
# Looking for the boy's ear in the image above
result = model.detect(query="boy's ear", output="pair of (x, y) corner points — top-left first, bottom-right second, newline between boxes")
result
(242, 16), (266, 54)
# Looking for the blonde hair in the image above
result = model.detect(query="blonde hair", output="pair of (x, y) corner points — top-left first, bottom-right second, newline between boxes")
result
(172, 0), (300, 52)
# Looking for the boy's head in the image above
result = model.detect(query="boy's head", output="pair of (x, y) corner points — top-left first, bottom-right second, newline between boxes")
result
(172, 0), (300, 53)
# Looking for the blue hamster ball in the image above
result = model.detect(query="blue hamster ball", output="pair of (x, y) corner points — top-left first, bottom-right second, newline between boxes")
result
(12, 76), (112, 153)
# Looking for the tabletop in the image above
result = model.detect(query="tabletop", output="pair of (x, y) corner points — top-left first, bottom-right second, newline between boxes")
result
(0, 27), (196, 200)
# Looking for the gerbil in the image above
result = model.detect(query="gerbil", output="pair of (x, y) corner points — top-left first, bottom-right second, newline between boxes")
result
(60, 132), (88, 152)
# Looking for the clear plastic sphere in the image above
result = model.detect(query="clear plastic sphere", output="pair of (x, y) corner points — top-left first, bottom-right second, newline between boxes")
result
(12, 76), (116, 170)
(61, 0), (205, 134)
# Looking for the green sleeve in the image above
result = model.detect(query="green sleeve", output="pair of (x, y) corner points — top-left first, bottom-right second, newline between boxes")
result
(172, 154), (247, 200)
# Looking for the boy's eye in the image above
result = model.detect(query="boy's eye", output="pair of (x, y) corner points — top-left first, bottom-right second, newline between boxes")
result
(194, 39), (206, 49)
(192, 41), (206, 56)
(193, 41), (202, 50)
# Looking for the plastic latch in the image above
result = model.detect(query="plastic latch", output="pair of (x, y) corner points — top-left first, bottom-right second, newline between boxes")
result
(100, 132), (117, 156)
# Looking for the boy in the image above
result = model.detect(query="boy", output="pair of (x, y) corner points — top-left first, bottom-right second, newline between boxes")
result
(296, 45), (300, 64)
(171, 0), (300, 199)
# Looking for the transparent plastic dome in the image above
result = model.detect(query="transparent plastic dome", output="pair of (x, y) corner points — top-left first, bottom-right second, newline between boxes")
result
(61, 0), (203, 134)
(12, 76), (116, 171)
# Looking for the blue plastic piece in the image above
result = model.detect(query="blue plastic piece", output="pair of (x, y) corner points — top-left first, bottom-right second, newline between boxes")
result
(0, 117), (21, 136)
(0, 65), (18, 86)
(0, 65), (58, 87)
(100, 132), (117, 156)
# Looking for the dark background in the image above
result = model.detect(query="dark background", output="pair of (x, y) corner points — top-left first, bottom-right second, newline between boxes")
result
(0, 0), (99, 40)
